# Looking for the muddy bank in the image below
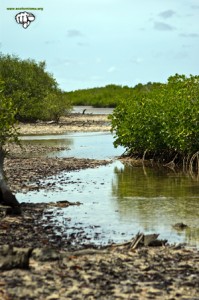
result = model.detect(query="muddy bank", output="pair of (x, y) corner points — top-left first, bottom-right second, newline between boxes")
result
(3, 143), (110, 193)
(17, 114), (111, 135)
(6, 143), (70, 158)
(5, 156), (110, 193)
(0, 202), (199, 299)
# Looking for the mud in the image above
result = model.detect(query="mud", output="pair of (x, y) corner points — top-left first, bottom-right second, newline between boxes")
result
(1, 114), (199, 299)
(0, 202), (199, 299)
(4, 143), (110, 193)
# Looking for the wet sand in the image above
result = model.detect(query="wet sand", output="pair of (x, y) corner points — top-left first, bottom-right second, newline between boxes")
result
(0, 203), (199, 299)
(18, 114), (111, 135)
(5, 143), (110, 193)
(1, 113), (199, 299)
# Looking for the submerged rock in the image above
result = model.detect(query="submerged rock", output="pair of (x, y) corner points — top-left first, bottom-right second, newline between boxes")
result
(172, 223), (188, 230)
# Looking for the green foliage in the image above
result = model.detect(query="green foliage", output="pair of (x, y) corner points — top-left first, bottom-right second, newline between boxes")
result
(110, 74), (199, 160)
(66, 82), (162, 108)
(0, 81), (18, 147)
(0, 54), (71, 122)
(41, 91), (71, 122)
(66, 84), (132, 107)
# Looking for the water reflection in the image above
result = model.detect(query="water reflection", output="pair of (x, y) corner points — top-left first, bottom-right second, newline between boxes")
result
(20, 134), (74, 151)
(112, 163), (199, 198)
(53, 132), (124, 159)
(17, 160), (199, 248)
(20, 132), (124, 160)
(112, 163), (199, 247)
(18, 132), (199, 247)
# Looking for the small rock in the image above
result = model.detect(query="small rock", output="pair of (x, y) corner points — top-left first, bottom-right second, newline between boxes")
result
(0, 246), (32, 270)
(46, 293), (60, 300)
(32, 248), (60, 261)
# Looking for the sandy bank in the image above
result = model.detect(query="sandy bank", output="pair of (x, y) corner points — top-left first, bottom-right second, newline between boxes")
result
(18, 114), (111, 135)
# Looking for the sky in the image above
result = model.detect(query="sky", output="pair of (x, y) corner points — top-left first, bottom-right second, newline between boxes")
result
(0, 0), (199, 91)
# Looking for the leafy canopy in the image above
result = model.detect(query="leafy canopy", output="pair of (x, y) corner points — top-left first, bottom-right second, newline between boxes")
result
(0, 54), (71, 122)
(110, 74), (199, 160)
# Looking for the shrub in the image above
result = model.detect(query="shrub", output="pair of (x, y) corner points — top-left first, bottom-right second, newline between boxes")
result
(109, 74), (199, 166)
(0, 54), (71, 122)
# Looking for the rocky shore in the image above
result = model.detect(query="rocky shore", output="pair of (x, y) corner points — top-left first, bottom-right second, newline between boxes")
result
(1, 113), (199, 299)
(5, 148), (110, 193)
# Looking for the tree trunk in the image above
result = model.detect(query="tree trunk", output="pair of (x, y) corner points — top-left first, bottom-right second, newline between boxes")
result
(0, 147), (21, 215)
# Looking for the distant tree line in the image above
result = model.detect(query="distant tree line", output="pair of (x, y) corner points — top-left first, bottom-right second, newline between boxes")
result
(66, 82), (163, 108)
(66, 84), (131, 107)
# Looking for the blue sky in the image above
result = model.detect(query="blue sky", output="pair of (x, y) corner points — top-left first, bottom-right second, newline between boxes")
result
(0, 0), (199, 91)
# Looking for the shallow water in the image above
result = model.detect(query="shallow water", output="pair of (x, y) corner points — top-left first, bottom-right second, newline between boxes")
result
(17, 131), (199, 248)
(20, 132), (124, 159)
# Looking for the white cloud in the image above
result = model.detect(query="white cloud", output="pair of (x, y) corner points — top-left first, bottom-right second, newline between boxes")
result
(45, 40), (59, 45)
(179, 33), (199, 38)
(131, 57), (143, 64)
(107, 66), (116, 73)
(159, 10), (176, 19)
(174, 51), (188, 59)
(77, 42), (89, 47)
(96, 57), (102, 64)
(154, 22), (175, 31)
(191, 4), (199, 10)
(66, 29), (83, 38)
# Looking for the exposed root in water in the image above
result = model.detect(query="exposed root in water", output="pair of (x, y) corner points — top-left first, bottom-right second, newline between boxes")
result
(182, 155), (190, 173)
(163, 153), (178, 170)
(188, 151), (199, 179)
(142, 149), (148, 163)
(120, 149), (199, 180)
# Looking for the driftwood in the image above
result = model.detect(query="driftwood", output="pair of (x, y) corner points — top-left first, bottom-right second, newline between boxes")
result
(130, 232), (167, 249)
(0, 148), (21, 215)
(110, 232), (167, 249)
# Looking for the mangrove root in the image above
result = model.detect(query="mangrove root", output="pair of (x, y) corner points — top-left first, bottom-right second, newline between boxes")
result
(189, 151), (199, 177)
(0, 148), (21, 215)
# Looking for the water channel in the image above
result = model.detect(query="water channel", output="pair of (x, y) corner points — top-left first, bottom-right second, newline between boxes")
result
(16, 111), (199, 248)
